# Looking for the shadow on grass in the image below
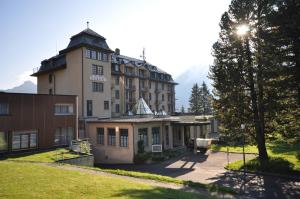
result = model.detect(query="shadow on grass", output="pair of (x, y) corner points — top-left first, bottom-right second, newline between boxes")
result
(208, 170), (300, 198)
(239, 157), (300, 175)
(267, 142), (300, 155)
(112, 187), (206, 199)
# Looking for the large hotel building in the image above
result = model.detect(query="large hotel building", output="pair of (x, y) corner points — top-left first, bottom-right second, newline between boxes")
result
(28, 28), (213, 164)
(32, 28), (176, 120)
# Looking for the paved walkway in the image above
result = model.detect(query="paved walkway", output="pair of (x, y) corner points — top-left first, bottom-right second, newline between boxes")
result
(97, 151), (300, 199)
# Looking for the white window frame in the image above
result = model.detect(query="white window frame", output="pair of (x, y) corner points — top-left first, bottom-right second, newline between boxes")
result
(54, 104), (74, 115)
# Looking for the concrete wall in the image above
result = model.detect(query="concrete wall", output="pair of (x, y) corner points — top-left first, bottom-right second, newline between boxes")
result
(59, 155), (94, 167)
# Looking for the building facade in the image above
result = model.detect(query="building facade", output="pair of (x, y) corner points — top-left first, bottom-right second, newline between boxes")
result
(32, 28), (177, 120)
(0, 93), (77, 154)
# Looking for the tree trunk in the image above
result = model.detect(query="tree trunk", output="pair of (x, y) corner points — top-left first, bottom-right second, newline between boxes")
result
(245, 37), (268, 166)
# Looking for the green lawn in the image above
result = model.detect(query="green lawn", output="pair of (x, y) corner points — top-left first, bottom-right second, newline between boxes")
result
(83, 166), (235, 194)
(0, 161), (206, 199)
(212, 142), (300, 174)
(5, 148), (81, 163)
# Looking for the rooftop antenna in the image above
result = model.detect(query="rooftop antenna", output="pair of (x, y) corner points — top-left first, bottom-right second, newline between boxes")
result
(87, 21), (89, 29)
(140, 47), (146, 62)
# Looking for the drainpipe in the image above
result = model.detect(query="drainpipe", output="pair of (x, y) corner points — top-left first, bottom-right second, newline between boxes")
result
(132, 123), (135, 162)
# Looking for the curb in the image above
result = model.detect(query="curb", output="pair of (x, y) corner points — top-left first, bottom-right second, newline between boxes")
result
(225, 168), (300, 181)
(211, 150), (258, 155)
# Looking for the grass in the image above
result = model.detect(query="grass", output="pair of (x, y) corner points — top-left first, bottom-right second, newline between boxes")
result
(0, 160), (206, 199)
(213, 141), (300, 174)
(4, 148), (82, 163)
(82, 166), (236, 195)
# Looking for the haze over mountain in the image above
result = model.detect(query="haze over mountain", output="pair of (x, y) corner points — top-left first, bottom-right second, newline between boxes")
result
(175, 66), (212, 112)
(2, 81), (37, 93)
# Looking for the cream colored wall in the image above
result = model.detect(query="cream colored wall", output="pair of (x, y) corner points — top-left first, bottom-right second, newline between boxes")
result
(37, 74), (51, 94)
(37, 48), (83, 115)
(54, 48), (83, 115)
(87, 122), (134, 164)
(83, 47), (111, 118)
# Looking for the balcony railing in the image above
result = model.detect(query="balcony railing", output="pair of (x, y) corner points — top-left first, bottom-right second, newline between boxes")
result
(124, 71), (136, 77)
(126, 85), (136, 91)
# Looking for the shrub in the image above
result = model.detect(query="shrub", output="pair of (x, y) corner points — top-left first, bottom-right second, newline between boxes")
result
(137, 140), (145, 154)
(297, 151), (300, 161)
(151, 155), (165, 162)
(133, 153), (151, 164)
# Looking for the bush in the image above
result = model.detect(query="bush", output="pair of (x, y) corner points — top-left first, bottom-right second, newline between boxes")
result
(151, 155), (165, 162)
(137, 140), (145, 154)
(297, 151), (300, 161)
(133, 153), (151, 164)
(227, 157), (298, 175)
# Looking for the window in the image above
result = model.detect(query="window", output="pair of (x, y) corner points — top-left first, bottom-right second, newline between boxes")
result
(120, 129), (128, 147)
(87, 100), (93, 116)
(49, 74), (53, 83)
(162, 105), (165, 110)
(152, 127), (160, 145)
(0, 132), (8, 151)
(92, 82), (103, 92)
(0, 103), (9, 115)
(115, 77), (119, 85)
(92, 65), (103, 75)
(138, 128), (148, 146)
(54, 104), (74, 115)
(97, 52), (102, 60)
(104, 101), (109, 110)
(54, 127), (73, 146)
(115, 90), (120, 99)
(162, 94), (165, 101)
(97, 128), (104, 145)
(115, 104), (120, 113)
(85, 49), (91, 58)
(108, 128), (116, 146)
(12, 131), (37, 151)
(91, 50), (97, 59)
(49, 89), (53, 95)
(102, 53), (108, 62)
(149, 93), (152, 101)
(115, 64), (120, 71)
(165, 126), (169, 146)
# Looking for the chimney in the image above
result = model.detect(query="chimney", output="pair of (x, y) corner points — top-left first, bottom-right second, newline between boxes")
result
(115, 48), (120, 55)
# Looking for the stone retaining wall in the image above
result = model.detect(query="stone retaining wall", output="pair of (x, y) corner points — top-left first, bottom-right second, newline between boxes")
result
(58, 155), (94, 167)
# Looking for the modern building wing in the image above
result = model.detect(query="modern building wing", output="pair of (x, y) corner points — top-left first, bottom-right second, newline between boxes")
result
(0, 92), (78, 154)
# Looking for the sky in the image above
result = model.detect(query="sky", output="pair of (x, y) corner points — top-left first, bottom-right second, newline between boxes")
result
(0, 0), (231, 90)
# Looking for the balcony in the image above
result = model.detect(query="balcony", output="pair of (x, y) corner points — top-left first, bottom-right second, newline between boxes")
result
(127, 98), (136, 104)
(155, 88), (162, 93)
(126, 85), (136, 91)
(139, 74), (148, 79)
(124, 71), (136, 77)
(140, 86), (149, 91)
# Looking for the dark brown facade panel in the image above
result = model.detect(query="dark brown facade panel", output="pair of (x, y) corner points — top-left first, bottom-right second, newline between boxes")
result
(0, 93), (78, 153)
